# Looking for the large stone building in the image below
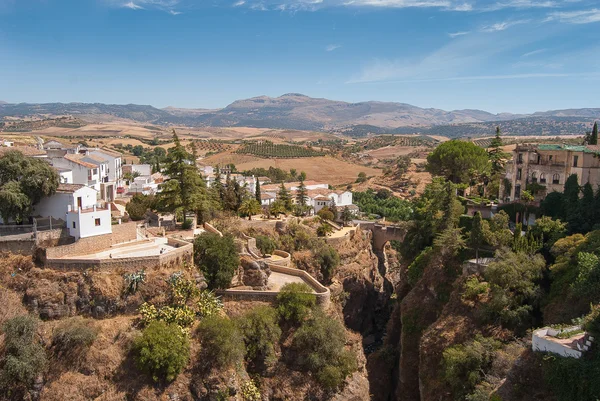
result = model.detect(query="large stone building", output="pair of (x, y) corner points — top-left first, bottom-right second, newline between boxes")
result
(502, 144), (600, 202)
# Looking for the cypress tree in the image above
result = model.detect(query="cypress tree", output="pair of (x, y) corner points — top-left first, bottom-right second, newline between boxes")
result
(469, 211), (485, 264)
(255, 179), (262, 204)
(296, 178), (308, 207)
(277, 182), (293, 211)
(591, 122), (599, 145)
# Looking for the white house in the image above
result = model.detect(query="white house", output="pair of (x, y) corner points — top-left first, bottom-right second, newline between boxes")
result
(54, 167), (73, 184)
(130, 176), (160, 195)
(90, 148), (123, 185)
(33, 184), (112, 239)
(52, 154), (102, 192)
(123, 164), (152, 177)
(260, 193), (275, 206)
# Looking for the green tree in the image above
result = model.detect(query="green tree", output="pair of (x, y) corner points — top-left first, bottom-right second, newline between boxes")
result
(591, 121), (598, 145)
(239, 198), (261, 220)
(291, 310), (357, 391)
(580, 182), (595, 232)
(341, 206), (354, 225)
(469, 212), (485, 264)
(157, 130), (207, 223)
(236, 306), (282, 369)
(299, 171), (307, 181)
(426, 140), (490, 184)
(255, 179), (262, 204)
(255, 235), (277, 256)
(0, 151), (59, 223)
(0, 316), (48, 395)
(276, 283), (316, 324)
(488, 127), (510, 174)
(277, 182), (293, 211)
(197, 316), (245, 369)
(563, 174), (583, 233)
(133, 321), (190, 383)
(317, 207), (335, 221)
(356, 172), (368, 183)
(313, 243), (340, 283)
(126, 194), (155, 221)
(194, 233), (240, 289)
(296, 178), (308, 207)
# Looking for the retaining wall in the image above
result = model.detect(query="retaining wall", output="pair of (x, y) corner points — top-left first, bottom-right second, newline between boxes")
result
(45, 237), (193, 272)
(532, 328), (583, 358)
(267, 250), (291, 266)
(45, 222), (137, 259)
(203, 222), (223, 237)
(218, 262), (330, 308)
(0, 235), (35, 255)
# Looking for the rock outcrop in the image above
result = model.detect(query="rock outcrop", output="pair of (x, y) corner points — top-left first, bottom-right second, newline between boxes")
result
(240, 256), (271, 289)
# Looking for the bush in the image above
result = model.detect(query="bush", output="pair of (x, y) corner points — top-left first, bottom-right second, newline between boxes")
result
(197, 316), (245, 369)
(237, 306), (282, 369)
(52, 317), (98, 358)
(443, 335), (501, 399)
(462, 276), (489, 302)
(181, 219), (193, 230)
(255, 235), (276, 256)
(317, 207), (335, 221)
(194, 233), (240, 289)
(0, 315), (48, 393)
(316, 223), (334, 237)
(133, 321), (190, 383)
(276, 283), (316, 324)
(125, 194), (155, 221)
(291, 311), (357, 391)
(583, 304), (600, 338)
(240, 379), (261, 401)
(196, 291), (223, 319)
(313, 243), (340, 283)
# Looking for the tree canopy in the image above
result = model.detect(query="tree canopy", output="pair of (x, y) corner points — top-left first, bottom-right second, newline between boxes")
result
(426, 140), (490, 184)
(0, 150), (59, 223)
(194, 233), (240, 289)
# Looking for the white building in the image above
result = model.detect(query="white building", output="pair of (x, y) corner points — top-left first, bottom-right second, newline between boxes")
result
(130, 176), (160, 195)
(52, 154), (102, 192)
(90, 148), (123, 185)
(123, 164), (152, 177)
(55, 167), (73, 184)
(33, 184), (112, 239)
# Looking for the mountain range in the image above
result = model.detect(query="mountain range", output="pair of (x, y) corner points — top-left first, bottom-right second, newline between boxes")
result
(1, 94), (598, 135)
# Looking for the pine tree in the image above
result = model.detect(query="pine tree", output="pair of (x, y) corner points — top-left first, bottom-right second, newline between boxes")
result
(255, 179), (262, 204)
(277, 182), (293, 211)
(591, 122), (599, 145)
(157, 130), (206, 224)
(296, 178), (308, 207)
(469, 211), (485, 264)
(488, 127), (510, 174)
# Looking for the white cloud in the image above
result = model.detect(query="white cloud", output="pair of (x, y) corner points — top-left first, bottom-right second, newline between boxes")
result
(448, 31), (469, 37)
(522, 48), (547, 57)
(123, 1), (144, 9)
(381, 73), (579, 83)
(169, 9), (182, 14)
(234, 0), (475, 11)
(545, 8), (600, 24)
(481, 19), (529, 32)
(233, 0), (246, 6)
(483, 1), (559, 11)
(326, 44), (341, 51)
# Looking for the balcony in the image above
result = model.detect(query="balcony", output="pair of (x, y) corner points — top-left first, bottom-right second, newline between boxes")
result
(67, 203), (109, 213)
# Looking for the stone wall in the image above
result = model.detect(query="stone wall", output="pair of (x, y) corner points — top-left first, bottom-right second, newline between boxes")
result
(36, 228), (74, 248)
(218, 263), (330, 307)
(45, 222), (137, 259)
(45, 237), (193, 272)
(0, 235), (35, 255)
(203, 222), (223, 237)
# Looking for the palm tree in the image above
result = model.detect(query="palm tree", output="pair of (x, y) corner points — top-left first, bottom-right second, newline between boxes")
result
(239, 199), (262, 220)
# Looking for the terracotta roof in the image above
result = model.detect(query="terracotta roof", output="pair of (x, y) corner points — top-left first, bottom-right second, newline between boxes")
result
(260, 193), (275, 200)
(0, 146), (46, 157)
(314, 195), (331, 201)
(262, 181), (328, 191)
(56, 183), (86, 193)
(64, 154), (97, 168)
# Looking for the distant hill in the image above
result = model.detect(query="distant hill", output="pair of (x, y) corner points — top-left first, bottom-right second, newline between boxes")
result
(1, 94), (598, 137)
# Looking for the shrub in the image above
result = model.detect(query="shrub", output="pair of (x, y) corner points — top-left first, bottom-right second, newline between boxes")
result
(167, 272), (200, 306)
(462, 276), (489, 302)
(133, 321), (190, 383)
(240, 380), (261, 401)
(407, 246), (434, 286)
(291, 311), (357, 391)
(316, 223), (334, 237)
(255, 235), (276, 256)
(125, 194), (155, 221)
(197, 316), (245, 369)
(194, 233), (240, 289)
(313, 243), (340, 283)
(317, 207), (335, 222)
(237, 306), (281, 369)
(443, 335), (501, 399)
(196, 290), (223, 319)
(276, 283), (316, 324)
(181, 219), (193, 230)
(123, 270), (146, 295)
(52, 317), (98, 358)
(583, 304), (600, 338)
(0, 315), (48, 393)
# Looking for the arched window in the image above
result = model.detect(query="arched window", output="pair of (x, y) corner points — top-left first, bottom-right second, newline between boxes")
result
(540, 173), (546, 184)
(531, 172), (537, 183)
(552, 174), (560, 185)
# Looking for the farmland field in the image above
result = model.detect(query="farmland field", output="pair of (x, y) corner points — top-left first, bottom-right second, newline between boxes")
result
(236, 141), (326, 158)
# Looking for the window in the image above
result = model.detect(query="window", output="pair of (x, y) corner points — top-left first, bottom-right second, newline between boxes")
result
(517, 153), (523, 164)
(553, 174), (560, 185)
(540, 173), (546, 184)
(72, 222), (76, 229)
(93, 168), (98, 175)
(88, 169), (92, 180)
(573, 155), (579, 167)
(95, 218), (101, 226)
(531, 172), (537, 183)
(549, 155), (553, 162)
(517, 168), (522, 180)
(515, 184), (521, 199)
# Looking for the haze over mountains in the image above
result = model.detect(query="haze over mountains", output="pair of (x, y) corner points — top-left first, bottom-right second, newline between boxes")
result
(1, 93), (598, 134)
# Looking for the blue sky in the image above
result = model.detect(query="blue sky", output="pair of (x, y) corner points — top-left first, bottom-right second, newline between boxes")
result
(0, 0), (599, 113)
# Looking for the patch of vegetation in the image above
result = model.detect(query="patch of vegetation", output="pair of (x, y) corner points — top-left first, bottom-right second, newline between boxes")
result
(133, 321), (190, 383)
(197, 315), (245, 369)
(291, 310), (357, 391)
(237, 306), (282, 369)
(352, 189), (412, 222)
(125, 194), (156, 221)
(276, 283), (317, 325)
(236, 141), (326, 158)
(194, 233), (240, 289)
(255, 235), (277, 256)
(51, 317), (99, 359)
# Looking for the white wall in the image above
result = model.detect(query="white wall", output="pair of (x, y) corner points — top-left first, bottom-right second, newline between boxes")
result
(52, 158), (100, 190)
(132, 164), (152, 176)
(90, 150), (122, 183)
(33, 192), (72, 220)
(532, 328), (583, 358)
(59, 170), (73, 184)
(67, 208), (112, 239)
(335, 191), (353, 207)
